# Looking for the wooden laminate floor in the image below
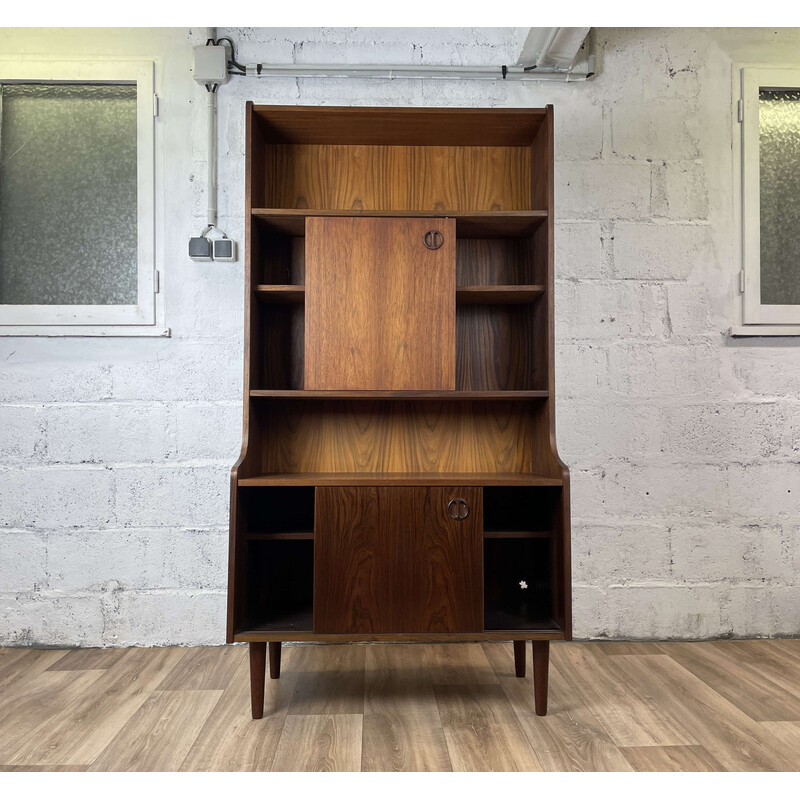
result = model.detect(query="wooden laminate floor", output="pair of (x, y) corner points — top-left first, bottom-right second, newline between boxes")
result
(1, 640), (799, 772)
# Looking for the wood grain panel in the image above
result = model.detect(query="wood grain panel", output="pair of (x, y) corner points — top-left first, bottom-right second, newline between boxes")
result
(414, 487), (482, 633)
(456, 304), (544, 391)
(314, 487), (482, 634)
(305, 217), (455, 391)
(456, 238), (540, 285)
(259, 229), (305, 284)
(268, 145), (530, 211)
(260, 400), (539, 475)
(260, 303), (304, 389)
(314, 487), (414, 634)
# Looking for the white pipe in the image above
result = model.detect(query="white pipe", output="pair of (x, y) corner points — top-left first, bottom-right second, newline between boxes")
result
(207, 89), (217, 227)
(244, 62), (592, 82)
(206, 26), (217, 229)
(535, 28), (561, 69)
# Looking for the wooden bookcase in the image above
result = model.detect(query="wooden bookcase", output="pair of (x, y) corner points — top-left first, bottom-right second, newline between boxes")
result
(228, 104), (571, 718)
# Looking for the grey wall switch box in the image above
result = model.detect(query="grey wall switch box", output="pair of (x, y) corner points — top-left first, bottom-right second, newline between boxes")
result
(213, 238), (237, 261)
(189, 237), (212, 261)
(193, 45), (229, 85)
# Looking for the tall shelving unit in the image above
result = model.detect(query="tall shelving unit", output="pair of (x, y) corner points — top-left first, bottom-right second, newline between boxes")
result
(228, 104), (571, 718)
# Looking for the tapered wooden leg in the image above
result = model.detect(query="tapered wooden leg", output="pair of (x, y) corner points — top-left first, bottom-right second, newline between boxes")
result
(249, 642), (267, 719)
(513, 640), (526, 677)
(269, 641), (282, 679)
(531, 640), (550, 716)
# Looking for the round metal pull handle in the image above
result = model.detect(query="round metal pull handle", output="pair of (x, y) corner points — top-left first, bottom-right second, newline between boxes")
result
(424, 230), (444, 250)
(447, 498), (470, 520)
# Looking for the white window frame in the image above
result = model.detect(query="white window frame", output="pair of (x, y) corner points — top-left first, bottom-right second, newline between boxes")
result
(0, 58), (167, 337)
(733, 65), (800, 336)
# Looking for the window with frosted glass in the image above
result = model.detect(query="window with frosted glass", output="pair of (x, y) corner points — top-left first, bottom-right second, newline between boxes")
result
(760, 89), (800, 306)
(0, 83), (137, 305)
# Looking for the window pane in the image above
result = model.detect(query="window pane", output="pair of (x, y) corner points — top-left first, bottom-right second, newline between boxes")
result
(0, 83), (137, 305)
(760, 88), (800, 306)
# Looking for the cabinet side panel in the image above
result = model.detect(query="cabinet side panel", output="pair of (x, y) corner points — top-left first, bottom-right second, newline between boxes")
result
(305, 217), (456, 390)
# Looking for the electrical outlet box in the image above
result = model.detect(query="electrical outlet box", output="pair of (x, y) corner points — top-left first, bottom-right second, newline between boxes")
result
(189, 236), (212, 261)
(213, 238), (237, 262)
(193, 45), (229, 85)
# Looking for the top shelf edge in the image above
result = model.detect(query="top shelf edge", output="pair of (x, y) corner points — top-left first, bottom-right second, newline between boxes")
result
(251, 209), (548, 237)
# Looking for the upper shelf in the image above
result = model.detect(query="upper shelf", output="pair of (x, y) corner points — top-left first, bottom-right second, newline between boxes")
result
(252, 209), (547, 238)
(250, 389), (549, 400)
(238, 472), (563, 487)
(255, 284), (546, 305)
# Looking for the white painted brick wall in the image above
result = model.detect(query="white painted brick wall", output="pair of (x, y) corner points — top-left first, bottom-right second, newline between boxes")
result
(1, 26), (799, 645)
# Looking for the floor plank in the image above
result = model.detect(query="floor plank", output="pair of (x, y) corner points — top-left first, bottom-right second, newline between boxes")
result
(362, 644), (452, 772)
(434, 683), (543, 771)
(271, 714), (363, 772)
(6, 646), (187, 767)
(2, 639), (799, 773)
(661, 641), (800, 722)
(620, 745), (728, 772)
(0, 765), (88, 772)
(287, 644), (366, 716)
(155, 645), (244, 691)
(0, 670), (107, 763)
(550, 645), (698, 747)
(423, 643), (498, 685)
(583, 642), (666, 657)
(180, 648), (301, 771)
(483, 643), (633, 772)
(610, 653), (800, 771)
(0, 649), (69, 694)
(46, 648), (127, 672)
(89, 690), (222, 771)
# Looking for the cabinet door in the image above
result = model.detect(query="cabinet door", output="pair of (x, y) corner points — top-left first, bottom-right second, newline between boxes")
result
(304, 217), (456, 390)
(314, 486), (482, 634)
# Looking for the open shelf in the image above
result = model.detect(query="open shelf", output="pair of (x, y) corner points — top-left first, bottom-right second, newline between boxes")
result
(457, 285), (544, 304)
(249, 389), (549, 399)
(239, 472), (563, 487)
(484, 536), (553, 631)
(252, 209), (547, 238)
(245, 538), (314, 633)
(484, 486), (562, 533)
(238, 609), (314, 634)
(255, 285), (304, 303)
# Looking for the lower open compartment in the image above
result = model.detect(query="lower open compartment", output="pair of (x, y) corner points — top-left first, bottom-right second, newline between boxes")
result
(245, 538), (314, 632)
(484, 536), (553, 631)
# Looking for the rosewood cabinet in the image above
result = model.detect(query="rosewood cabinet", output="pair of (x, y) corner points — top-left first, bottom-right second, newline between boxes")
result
(228, 104), (571, 719)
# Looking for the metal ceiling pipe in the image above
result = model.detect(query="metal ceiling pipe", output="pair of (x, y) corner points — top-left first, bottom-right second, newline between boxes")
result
(243, 62), (594, 82)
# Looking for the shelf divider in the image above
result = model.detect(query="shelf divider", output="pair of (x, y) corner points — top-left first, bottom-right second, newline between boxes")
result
(457, 285), (544, 304)
(238, 472), (563, 487)
(250, 389), (548, 399)
(253, 208), (547, 237)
